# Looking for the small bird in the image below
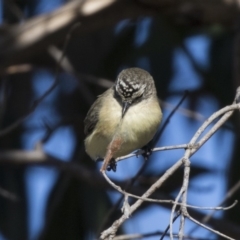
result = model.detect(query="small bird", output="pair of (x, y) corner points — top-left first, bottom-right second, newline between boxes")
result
(84, 68), (162, 171)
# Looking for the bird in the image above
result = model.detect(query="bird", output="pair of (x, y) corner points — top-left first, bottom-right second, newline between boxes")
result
(84, 68), (162, 171)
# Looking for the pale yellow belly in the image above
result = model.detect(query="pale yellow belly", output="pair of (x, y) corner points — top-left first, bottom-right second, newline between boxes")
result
(85, 98), (162, 160)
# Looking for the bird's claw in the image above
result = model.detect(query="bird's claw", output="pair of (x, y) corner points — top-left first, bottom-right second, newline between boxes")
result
(136, 146), (152, 160)
(135, 149), (145, 157)
(107, 159), (117, 172)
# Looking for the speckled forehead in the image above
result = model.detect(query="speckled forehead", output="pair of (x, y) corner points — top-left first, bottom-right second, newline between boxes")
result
(118, 78), (140, 92)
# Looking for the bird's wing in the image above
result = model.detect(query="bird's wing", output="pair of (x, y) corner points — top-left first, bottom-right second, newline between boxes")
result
(84, 88), (113, 136)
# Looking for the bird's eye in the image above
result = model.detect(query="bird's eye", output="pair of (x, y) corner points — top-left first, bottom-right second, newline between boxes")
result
(132, 92), (143, 103)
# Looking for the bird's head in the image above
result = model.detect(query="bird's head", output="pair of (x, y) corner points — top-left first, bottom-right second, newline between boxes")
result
(115, 68), (155, 117)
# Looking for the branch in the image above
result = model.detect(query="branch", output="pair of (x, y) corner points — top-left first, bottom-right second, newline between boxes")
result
(187, 214), (235, 240)
(0, 0), (116, 67)
(100, 158), (184, 239)
(1, 0), (240, 67)
(114, 231), (215, 240)
(101, 101), (240, 239)
(176, 95), (239, 239)
(102, 171), (237, 210)
(188, 180), (240, 235)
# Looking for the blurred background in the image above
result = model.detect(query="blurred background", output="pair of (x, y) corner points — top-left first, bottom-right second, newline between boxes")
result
(0, 0), (240, 239)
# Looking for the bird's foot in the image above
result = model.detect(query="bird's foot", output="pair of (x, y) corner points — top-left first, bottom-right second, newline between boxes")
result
(136, 146), (152, 160)
(107, 158), (117, 172)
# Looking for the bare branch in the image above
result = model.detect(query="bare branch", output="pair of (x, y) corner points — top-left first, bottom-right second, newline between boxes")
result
(115, 231), (215, 240)
(1, 0), (240, 67)
(100, 158), (184, 239)
(102, 172), (237, 210)
(189, 180), (240, 234)
(187, 214), (236, 240)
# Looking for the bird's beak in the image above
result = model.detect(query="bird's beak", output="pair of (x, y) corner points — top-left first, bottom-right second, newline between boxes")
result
(122, 101), (131, 118)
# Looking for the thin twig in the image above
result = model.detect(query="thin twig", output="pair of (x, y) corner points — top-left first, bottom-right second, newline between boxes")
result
(187, 214), (236, 240)
(102, 172), (237, 210)
(162, 100), (205, 122)
(160, 211), (181, 240)
(97, 160), (149, 236)
(175, 91), (240, 240)
(188, 180), (240, 235)
(100, 159), (184, 239)
(114, 231), (215, 240)
(116, 144), (194, 162)
(170, 189), (184, 240)
(178, 157), (190, 240)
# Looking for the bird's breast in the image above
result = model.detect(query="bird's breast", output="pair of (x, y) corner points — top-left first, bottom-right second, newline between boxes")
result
(117, 98), (162, 156)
